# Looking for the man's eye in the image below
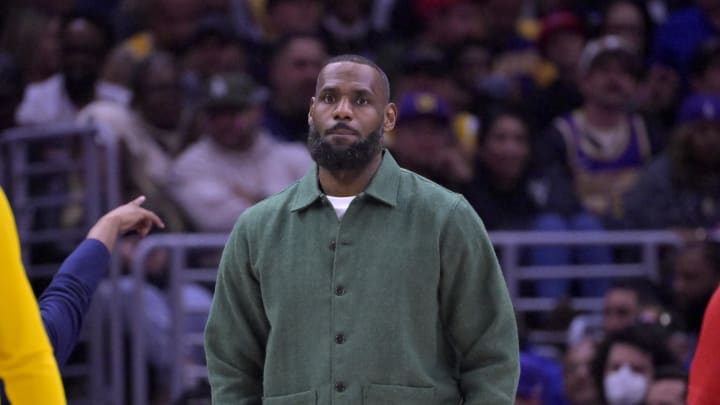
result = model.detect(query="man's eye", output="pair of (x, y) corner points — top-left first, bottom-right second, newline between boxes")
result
(322, 94), (335, 103)
(356, 98), (368, 105)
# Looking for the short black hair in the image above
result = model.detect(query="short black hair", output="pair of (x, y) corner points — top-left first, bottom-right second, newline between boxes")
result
(607, 278), (661, 308)
(60, 10), (115, 54)
(129, 51), (178, 104)
(319, 54), (391, 103)
(478, 103), (532, 143)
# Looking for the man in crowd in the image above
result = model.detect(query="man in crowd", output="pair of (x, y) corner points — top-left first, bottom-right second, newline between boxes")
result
(168, 72), (312, 232)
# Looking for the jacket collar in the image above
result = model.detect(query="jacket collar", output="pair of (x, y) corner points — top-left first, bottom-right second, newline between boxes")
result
(290, 150), (401, 211)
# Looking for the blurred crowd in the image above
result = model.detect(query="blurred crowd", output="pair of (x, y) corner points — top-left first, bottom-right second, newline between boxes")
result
(2, 0), (720, 404)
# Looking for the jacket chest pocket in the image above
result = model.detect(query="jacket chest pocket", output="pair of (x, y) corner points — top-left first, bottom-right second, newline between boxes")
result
(263, 389), (316, 404)
(363, 384), (435, 405)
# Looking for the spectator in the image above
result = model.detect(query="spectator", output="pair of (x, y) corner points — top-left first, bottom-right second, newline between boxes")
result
(482, 0), (531, 51)
(687, 285), (720, 404)
(645, 366), (688, 405)
(591, 325), (677, 405)
(670, 241), (720, 335)
(78, 51), (191, 232)
(608, 0), (681, 131)
(168, 72), (313, 232)
(320, 0), (376, 56)
(539, 35), (659, 221)
(688, 37), (720, 95)
(262, 0), (323, 40)
(478, 0), (540, 106)
(563, 338), (601, 405)
(101, 0), (203, 88)
(263, 34), (328, 143)
(15, 12), (127, 126)
(414, 0), (486, 49)
(0, 3), (62, 84)
(601, 1), (655, 59)
(623, 94), (720, 229)
(182, 15), (248, 99)
(389, 91), (472, 191)
(449, 39), (494, 116)
(567, 279), (664, 345)
(395, 44), (462, 110)
(525, 10), (585, 130)
(462, 106), (541, 230)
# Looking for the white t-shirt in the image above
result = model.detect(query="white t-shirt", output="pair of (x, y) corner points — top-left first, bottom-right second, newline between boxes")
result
(326, 195), (356, 219)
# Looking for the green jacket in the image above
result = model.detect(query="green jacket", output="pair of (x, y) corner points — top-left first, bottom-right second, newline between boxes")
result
(205, 151), (519, 404)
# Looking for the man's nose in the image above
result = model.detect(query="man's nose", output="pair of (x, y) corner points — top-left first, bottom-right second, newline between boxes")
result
(333, 97), (353, 121)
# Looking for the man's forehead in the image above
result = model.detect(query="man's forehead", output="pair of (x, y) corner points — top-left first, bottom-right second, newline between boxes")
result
(317, 62), (381, 92)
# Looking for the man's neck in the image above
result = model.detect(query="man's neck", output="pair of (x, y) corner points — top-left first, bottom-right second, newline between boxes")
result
(318, 153), (382, 197)
(582, 103), (624, 130)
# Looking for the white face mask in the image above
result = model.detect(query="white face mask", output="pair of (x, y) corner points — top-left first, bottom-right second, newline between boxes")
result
(604, 364), (648, 405)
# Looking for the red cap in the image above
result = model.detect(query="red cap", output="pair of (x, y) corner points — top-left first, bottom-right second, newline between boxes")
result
(538, 10), (583, 51)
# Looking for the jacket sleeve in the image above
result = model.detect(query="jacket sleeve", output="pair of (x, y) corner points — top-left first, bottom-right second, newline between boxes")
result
(204, 216), (269, 404)
(439, 196), (519, 404)
(688, 286), (720, 405)
(0, 189), (66, 404)
(39, 238), (110, 366)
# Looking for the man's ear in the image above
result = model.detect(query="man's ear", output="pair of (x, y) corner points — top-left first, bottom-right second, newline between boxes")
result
(308, 96), (316, 126)
(383, 102), (398, 133)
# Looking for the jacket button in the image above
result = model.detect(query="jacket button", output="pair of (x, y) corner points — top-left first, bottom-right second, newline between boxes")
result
(335, 286), (345, 296)
(329, 240), (336, 251)
(335, 382), (346, 392)
(335, 333), (346, 344)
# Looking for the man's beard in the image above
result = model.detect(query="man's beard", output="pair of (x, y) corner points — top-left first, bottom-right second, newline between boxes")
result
(307, 123), (383, 171)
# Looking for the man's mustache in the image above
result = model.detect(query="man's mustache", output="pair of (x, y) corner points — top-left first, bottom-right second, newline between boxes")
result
(325, 123), (360, 136)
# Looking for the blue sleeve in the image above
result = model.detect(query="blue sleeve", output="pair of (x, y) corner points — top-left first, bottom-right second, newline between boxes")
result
(39, 238), (110, 366)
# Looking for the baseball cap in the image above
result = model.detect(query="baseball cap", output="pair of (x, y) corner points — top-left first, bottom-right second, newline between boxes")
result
(397, 92), (451, 124)
(402, 45), (446, 76)
(578, 35), (640, 76)
(538, 10), (583, 52)
(202, 73), (268, 110)
(676, 93), (720, 125)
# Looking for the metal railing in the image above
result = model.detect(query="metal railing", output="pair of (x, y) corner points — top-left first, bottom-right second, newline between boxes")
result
(130, 234), (227, 405)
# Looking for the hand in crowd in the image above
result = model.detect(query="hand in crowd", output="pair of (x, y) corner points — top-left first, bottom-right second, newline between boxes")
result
(434, 146), (474, 183)
(87, 196), (165, 252)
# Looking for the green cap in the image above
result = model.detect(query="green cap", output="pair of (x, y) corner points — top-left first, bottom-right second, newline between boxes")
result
(202, 73), (268, 110)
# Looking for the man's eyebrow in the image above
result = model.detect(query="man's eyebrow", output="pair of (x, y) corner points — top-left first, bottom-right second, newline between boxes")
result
(317, 86), (376, 97)
(353, 88), (375, 98)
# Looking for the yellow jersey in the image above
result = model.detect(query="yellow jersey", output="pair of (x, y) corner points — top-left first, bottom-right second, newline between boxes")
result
(0, 188), (65, 404)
